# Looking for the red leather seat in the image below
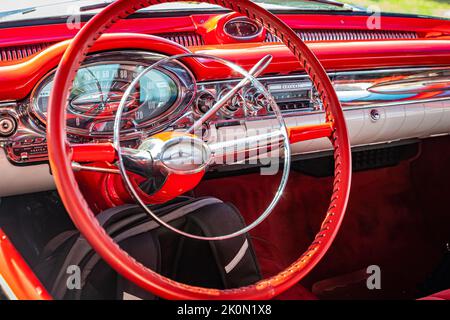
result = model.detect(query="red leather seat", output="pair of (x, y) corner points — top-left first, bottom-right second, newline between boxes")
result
(419, 289), (450, 300)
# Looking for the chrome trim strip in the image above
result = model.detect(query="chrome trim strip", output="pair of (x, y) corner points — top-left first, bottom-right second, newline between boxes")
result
(197, 66), (450, 117)
(225, 239), (249, 274)
(0, 274), (18, 300)
(198, 66), (450, 85)
(2, 66), (450, 165)
(71, 162), (121, 174)
(265, 29), (418, 43)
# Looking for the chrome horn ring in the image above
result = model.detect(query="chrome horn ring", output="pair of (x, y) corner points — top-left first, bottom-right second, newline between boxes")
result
(113, 53), (292, 241)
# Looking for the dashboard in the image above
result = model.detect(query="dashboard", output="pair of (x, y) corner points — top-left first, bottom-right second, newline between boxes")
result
(0, 11), (449, 196)
(2, 55), (449, 166)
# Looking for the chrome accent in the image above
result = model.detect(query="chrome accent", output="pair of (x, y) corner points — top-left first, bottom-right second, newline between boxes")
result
(159, 136), (211, 174)
(209, 129), (285, 166)
(0, 274), (17, 300)
(369, 74), (450, 94)
(135, 136), (211, 175)
(370, 109), (381, 122)
(244, 87), (266, 114)
(0, 114), (17, 137)
(335, 68), (450, 108)
(0, 101), (48, 164)
(196, 67), (450, 121)
(194, 90), (216, 114)
(72, 162), (121, 174)
(265, 29), (418, 43)
(4, 66), (450, 165)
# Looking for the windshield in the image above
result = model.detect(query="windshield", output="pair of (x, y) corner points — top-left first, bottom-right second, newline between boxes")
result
(0, 0), (448, 22)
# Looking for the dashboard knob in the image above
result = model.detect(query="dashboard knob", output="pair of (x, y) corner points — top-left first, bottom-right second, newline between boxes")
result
(370, 109), (381, 122)
(0, 115), (17, 137)
(229, 94), (245, 112)
(244, 88), (267, 113)
(217, 88), (244, 117)
(195, 91), (216, 114)
(253, 92), (268, 110)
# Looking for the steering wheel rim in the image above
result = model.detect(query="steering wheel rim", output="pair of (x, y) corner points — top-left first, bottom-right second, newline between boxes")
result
(48, 0), (352, 300)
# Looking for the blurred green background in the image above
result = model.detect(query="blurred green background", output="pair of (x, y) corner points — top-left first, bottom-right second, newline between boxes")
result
(262, 0), (450, 18)
(344, 0), (450, 18)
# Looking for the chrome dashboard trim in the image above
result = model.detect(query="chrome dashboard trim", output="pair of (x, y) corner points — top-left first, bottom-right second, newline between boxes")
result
(0, 274), (17, 300)
(265, 29), (419, 43)
(196, 66), (450, 117)
(1, 65), (450, 166)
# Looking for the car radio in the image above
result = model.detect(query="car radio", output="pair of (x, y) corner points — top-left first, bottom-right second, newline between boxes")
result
(266, 80), (315, 113)
(267, 81), (312, 102)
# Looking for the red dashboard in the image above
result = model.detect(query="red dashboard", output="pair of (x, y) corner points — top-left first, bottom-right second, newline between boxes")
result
(0, 11), (449, 48)
(0, 9), (449, 191)
(0, 11), (449, 100)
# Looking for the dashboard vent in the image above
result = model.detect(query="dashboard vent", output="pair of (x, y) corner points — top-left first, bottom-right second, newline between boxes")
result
(159, 33), (205, 47)
(0, 42), (54, 62)
(265, 30), (419, 42)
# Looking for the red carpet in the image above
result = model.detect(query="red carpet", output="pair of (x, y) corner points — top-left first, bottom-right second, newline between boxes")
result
(195, 136), (450, 299)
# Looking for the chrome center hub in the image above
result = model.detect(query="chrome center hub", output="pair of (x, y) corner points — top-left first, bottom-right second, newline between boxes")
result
(139, 135), (211, 175)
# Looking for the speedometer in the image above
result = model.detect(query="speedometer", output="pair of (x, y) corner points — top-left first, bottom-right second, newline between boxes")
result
(31, 51), (195, 137)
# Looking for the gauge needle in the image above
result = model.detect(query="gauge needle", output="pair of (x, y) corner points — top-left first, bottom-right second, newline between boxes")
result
(85, 68), (106, 107)
(187, 54), (273, 134)
(236, 24), (243, 37)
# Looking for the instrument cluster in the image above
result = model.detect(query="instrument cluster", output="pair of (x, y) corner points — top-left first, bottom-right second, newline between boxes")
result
(30, 50), (196, 139)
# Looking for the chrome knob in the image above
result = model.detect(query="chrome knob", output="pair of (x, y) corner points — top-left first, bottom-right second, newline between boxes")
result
(195, 91), (216, 114)
(370, 109), (381, 122)
(217, 88), (244, 117)
(0, 115), (17, 137)
(253, 92), (268, 110)
(244, 88), (267, 112)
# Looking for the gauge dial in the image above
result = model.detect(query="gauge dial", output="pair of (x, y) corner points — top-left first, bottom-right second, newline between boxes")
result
(195, 91), (216, 114)
(245, 87), (267, 111)
(224, 17), (262, 40)
(218, 88), (245, 117)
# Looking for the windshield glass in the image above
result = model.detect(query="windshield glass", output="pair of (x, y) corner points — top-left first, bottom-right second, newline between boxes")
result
(0, 0), (448, 22)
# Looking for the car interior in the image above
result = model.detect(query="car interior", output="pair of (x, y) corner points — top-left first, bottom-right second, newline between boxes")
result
(0, 0), (449, 300)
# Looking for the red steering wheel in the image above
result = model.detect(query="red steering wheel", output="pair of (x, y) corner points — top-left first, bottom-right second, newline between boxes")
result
(47, 0), (352, 300)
